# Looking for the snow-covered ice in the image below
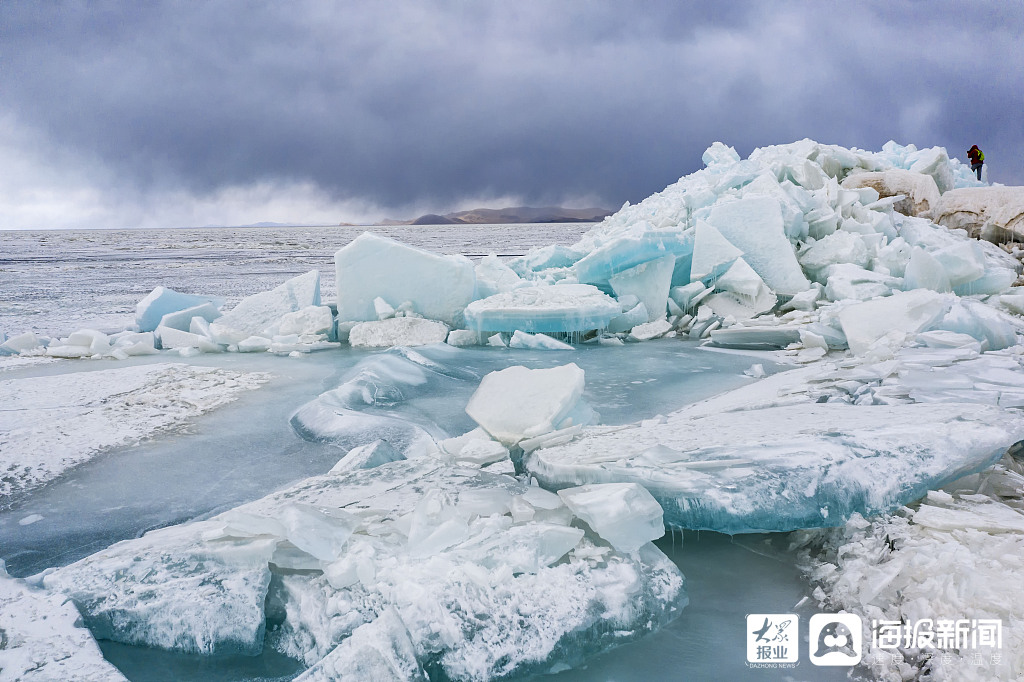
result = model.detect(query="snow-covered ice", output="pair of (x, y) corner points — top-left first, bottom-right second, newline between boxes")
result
(0, 363), (268, 500)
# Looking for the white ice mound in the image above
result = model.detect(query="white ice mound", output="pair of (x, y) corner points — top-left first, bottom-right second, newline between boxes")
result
(210, 270), (322, 344)
(463, 283), (619, 334)
(348, 317), (449, 348)
(335, 233), (476, 326)
(41, 458), (687, 679)
(557, 483), (664, 553)
(526, 401), (1024, 534)
(465, 364), (590, 445)
(0, 565), (128, 681)
(136, 286), (223, 333)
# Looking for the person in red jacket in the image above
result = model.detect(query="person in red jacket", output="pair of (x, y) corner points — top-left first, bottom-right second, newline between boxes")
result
(968, 145), (984, 181)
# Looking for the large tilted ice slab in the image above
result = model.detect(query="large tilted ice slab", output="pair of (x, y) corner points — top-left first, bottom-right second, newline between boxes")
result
(136, 286), (223, 333)
(0, 363), (268, 500)
(0, 565), (128, 681)
(464, 284), (619, 333)
(525, 401), (1024, 534)
(335, 233), (476, 326)
(209, 270), (322, 344)
(41, 458), (686, 680)
(573, 225), (694, 287)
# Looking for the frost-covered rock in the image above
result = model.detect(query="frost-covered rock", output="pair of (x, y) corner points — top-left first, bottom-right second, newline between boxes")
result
(931, 185), (1024, 242)
(348, 318), (450, 348)
(842, 169), (941, 217)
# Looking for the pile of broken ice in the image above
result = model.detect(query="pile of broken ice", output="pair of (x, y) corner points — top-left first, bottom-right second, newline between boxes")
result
(10, 137), (1024, 678)
(4, 138), (1024, 358)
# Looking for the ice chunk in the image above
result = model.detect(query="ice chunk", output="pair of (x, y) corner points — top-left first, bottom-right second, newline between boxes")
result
(797, 231), (870, 279)
(906, 145), (954, 194)
(607, 302), (649, 333)
(136, 286), (222, 333)
(474, 254), (522, 298)
(838, 289), (948, 355)
(156, 325), (223, 352)
(280, 504), (361, 562)
(669, 282), (711, 311)
(0, 567), (129, 681)
(936, 299), (1017, 351)
(902, 247), (952, 293)
(706, 195), (810, 295)
(704, 258), (777, 319)
(689, 220), (742, 282)
(557, 483), (664, 553)
(573, 226), (694, 287)
(335, 233), (475, 325)
(931, 241), (986, 287)
(508, 330), (574, 351)
(525, 401), (1024, 533)
(609, 254), (675, 323)
(276, 305), (334, 337)
(708, 325), (802, 350)
(157, 302), (221, 332)
(628, 318), (674, 341)
(294, 609), (427, 682)
(436, 428), (511, 467)
(210, 271), (321, 344)
(702, 141), (741, 168)
(507, 244), (586, 275)
(0, 331), (43, 355)
(446, 329), (482, 347)
(348, 318), (449, 348)
(330, 440), (406, 474)
(465, 364), (586, 445)
(464, 284), (619, 333)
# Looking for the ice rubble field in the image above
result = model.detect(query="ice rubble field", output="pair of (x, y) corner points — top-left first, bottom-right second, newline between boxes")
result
(4, 138), (1024, 679)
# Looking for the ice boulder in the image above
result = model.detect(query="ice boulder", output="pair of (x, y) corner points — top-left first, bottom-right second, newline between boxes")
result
(335, 233), (476, 326)
(276, 305), (335, 338)
(557, 483), (664, 553)
(136, 286), (223, 333)
(348, 318), (449, 348)
(525, 401), (1024, 534)
(573, 226), (694, 287)
(703, 258), (777, 319)
(210, 271), (321, 344)
(42, 458), (686, 679)
(706, 195), (810, 295)
(465, 364), (589, 445)
(0, 331), (44, 355)
(157, 302), (221, 332)
(838, 289), (949, 355)
(464, 284), (620, 334)
(474, 254), (522, 298)
(609, 254), (675, 323)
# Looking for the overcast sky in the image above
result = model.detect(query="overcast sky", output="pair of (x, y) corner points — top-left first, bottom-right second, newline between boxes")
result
(1, 1), (1021, 229)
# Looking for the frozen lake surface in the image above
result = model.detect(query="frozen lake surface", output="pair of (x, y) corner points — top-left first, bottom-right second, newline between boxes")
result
(1, 225), (847, 681)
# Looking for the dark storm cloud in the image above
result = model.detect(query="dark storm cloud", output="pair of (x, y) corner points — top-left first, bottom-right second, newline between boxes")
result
(1, 0), (1022, 225)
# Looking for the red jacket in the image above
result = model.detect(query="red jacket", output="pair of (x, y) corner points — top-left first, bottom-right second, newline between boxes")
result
(968, 147), (984, 165)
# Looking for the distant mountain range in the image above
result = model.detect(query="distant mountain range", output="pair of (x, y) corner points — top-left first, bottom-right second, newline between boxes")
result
(375, 206), (613, 226)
